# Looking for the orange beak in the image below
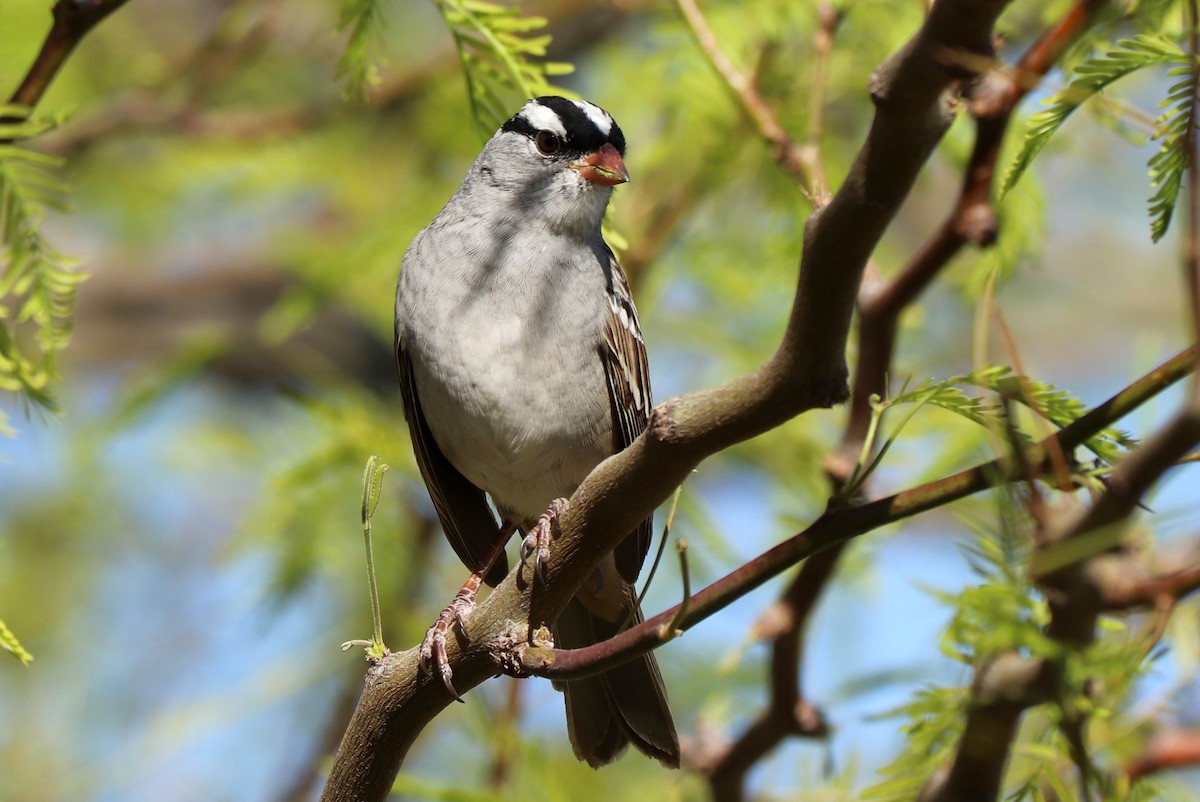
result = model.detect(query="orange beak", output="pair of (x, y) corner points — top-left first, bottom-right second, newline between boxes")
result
(573, 142), (629, 187)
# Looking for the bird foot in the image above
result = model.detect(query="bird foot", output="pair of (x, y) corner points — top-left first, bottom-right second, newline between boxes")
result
(418, 584), (478, 703)
(521, 498), (568, 585)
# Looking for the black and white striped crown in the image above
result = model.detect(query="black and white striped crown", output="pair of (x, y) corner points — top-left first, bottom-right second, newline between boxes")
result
(501, 96), (626, 156)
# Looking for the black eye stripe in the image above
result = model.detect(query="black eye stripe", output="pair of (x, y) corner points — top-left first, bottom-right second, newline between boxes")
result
(500, 96), (626, 157)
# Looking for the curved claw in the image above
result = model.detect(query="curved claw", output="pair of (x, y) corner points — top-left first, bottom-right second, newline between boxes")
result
(521, 498), (566, 586)
(435, 646), (465, 704)
(419, 591), (476, 704)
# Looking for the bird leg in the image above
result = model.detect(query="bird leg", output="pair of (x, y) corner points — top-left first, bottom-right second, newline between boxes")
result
(419, 520), (516, 702)
(520, 498), (568, 585)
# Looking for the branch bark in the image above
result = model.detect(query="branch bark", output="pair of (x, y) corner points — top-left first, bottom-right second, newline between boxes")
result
(320, 2), (1013, 799)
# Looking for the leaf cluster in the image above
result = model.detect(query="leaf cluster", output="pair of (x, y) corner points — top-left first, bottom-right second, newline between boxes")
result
(1001, 34), (1197, 242)
(0, 105), (80, 431)
(433, 0), (574, 137)
(0, 617), (31, 665)
(890, 366), (1136, 465)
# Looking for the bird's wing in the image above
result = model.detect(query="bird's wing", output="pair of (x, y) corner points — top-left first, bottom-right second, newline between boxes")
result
(599, 245), (654, 583)
(396, 335), (508, 586)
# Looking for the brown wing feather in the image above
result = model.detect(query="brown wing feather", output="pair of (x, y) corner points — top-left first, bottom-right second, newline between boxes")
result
(396, 339), (508, 586)
(599, 247), (654, 583)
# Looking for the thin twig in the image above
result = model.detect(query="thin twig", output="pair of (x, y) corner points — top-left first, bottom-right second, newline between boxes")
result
(674, 0), (814, 191)
(805, 3), (843, 194)
(658, 540), (691, 640)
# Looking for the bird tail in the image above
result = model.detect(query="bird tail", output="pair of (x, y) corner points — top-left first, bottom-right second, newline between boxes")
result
(553, 595), (679, 769)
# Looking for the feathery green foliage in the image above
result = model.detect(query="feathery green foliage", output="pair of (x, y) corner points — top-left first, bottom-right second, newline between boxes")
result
(868, 497), (1157, 802)
(861, 686), (970, 801)
(1000, 34), (1198, 242)
(1148, 60), (1197, 241)
(888, 366), (1136, 465)
(432, 0), (575, 137)
(0, 105), (79, 432)
(937, 512), (1055, 666)
(1001, 35), (1185, 198)
(0, 618), (32, 665)
(335, 0), (386, 97)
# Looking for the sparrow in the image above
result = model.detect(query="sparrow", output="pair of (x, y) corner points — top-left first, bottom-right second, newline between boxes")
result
(394, 96), (679, 768)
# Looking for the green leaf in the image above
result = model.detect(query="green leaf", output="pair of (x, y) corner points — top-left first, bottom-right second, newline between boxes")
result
(0, 618), (33, 665)
(433, 0), (576, 137)
(1001, 34), (1187, 198)
(336, 0), (386, 99)
(0, 114), (81, 428)
(1147, 65), (1198, 241)
(887, 365), (1135, 465)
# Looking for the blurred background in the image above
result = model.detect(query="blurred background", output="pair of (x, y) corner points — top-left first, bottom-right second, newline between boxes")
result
(2, 1), (1199, 800)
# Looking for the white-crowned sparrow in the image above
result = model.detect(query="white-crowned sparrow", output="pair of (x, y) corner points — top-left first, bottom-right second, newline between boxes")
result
(394, 96), (679, 768)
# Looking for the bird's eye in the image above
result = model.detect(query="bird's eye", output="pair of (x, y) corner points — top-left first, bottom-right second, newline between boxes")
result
(535, 131), (562, 156)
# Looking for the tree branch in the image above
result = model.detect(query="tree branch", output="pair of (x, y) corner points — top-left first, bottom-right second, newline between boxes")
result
(845, 0), (1109, 455)
(320, 3), (1014, 799)
(516, 345), (1195, 681)
(1, 0), (130, 139)
(697, 7), (1107, 798)
(700, 549), (833, 802)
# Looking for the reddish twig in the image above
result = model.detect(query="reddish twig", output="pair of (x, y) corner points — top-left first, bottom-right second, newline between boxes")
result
(1106, 563), (1200, 609)
(804, 4), (842, 193)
